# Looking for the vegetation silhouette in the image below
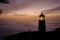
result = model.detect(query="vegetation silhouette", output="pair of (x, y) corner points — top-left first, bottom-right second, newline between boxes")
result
(0, 0), (9, 3)
(3, 28), (60, 40)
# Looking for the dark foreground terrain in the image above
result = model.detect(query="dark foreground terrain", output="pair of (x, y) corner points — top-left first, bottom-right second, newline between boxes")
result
(3, 28), (60, 40)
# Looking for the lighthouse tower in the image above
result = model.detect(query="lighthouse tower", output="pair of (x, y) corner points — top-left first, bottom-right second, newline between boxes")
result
(38, 12), (46, 32)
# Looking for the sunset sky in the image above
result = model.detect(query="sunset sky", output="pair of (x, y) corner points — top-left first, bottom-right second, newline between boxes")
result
(0, 0), (60, 15)
(0, 0), (60, 40)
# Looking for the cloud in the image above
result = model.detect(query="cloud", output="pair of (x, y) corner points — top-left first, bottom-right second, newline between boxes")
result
(0, 0), (60, 15)
(43, 7), (60, 14)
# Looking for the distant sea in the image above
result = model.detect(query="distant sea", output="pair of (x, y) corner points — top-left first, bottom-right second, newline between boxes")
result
(0, 14), (60, 40)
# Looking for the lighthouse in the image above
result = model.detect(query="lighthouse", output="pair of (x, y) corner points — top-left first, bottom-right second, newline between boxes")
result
(38, 12), (46, 32)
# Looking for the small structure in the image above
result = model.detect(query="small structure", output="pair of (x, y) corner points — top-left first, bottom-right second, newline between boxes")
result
(28, 29), (31, 40)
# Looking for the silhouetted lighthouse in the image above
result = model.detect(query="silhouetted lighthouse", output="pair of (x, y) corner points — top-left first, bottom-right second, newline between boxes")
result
(38, 12), (46, 32)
